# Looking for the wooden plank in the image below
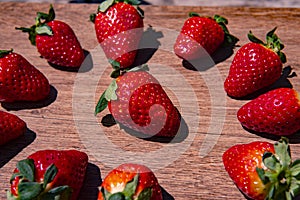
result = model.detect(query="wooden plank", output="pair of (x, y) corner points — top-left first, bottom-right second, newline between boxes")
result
(0, 2), (300, 199)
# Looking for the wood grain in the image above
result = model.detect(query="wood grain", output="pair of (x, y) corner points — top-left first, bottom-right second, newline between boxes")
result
(0, 2), (300, 199)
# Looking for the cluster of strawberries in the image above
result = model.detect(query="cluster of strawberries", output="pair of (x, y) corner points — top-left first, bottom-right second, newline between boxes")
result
(1, 0), (300, 199)
(220, 12), (300, 200)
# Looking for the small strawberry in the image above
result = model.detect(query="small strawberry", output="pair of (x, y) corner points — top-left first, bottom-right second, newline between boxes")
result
(98, 163), (162, 200)
(0, 49), (50, 102)
(90, 0), (144, 69)
(224, 27), (286, 98)
(16, 5), (85, 68)
(0, 110), (26, 146)
(237, 87), (300, 135)
(95, 63), (181, 138)
(7, 150), (88, 200)
(223, 138), (300, 200)
(174, 13), (238, 60)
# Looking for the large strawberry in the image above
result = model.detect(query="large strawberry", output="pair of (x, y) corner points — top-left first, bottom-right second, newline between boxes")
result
(90, 0), (144, 69)
(237, 87), (300, 135)
(98, 163), (162, 200)
(7, 150), (88, 200)
(174, 13), (238, 60)
(0, 49), (50, 102)
(223, 138), (300, 200)
(95, 63), (181, 138)
(16, 5), (85, 68)
(224, 27), (286, 98)
(0, 110), (26, 146)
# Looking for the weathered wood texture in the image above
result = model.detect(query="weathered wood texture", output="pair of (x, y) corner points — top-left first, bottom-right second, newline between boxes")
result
(0, 3), (300, 199)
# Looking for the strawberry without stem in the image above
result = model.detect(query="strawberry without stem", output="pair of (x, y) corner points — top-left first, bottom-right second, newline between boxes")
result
(174, 13), (238, 60)
(8, 150), (88, 200)
(237, 87), (300, 136)
(90, 0), (144, 69)
(0, 110), (26, 146)
(98, 163), (162, 200)
(0, 49), (50, 102)
(224, 27), (286, 98)
(223, 138), (300, 200)
(95, 63), (181, 138)
(16, 5), (85, 68)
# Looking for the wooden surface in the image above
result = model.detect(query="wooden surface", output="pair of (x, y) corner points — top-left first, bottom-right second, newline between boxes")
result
(1, 2), (300, 199)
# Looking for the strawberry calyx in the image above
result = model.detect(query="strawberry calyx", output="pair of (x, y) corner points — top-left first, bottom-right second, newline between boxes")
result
(95, 61), (149, 115)
(188, 12), (239, 47)
(90, 0), (144, 23)
(248, 27), (286, 63)
(0, 49), (13, 58)
(7, 159), (72, 200)
(100, 174), (152, 200)
(15, 4), (55, 45)
(256, 137), (300, 199)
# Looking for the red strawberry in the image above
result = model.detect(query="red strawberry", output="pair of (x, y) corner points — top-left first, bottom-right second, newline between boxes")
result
(237, 87), (300, 135)
(224, 28), (286, 98)
(90, 0), (144, 69)
(95, 64), (181, 138)
(174, 13), (238, 60)
(0, 49), (50, 102)
(98, 163), (162, 200)
(0, 110), (26, 146)
(8, 150), (88, 200)
(223, 138), (300, 200)
(16, 5), (85, 68)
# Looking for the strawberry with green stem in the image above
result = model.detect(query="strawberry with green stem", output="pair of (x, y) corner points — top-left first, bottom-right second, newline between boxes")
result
(224, 27), (286, 98)
(8, 150), (88, 200)
(98, 163), (162, 200)
(174, 13), (238, 61)
(95, 61), (181, 138)
(0, 49), (50, 102)
(223, 137), (300, 200)
(16, 5), (85, 68)
(90, 0), (144, 69)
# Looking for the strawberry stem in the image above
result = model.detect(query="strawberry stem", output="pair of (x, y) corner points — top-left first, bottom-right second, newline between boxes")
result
(15, 5), (55, 46)
(256, 137), (300, 199)
(0, 49), (13, 58)
(93, 0), (144, 19)
(248, 27), (286, 63)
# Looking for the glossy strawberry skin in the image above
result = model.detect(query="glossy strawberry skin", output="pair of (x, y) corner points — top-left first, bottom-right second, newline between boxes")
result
(224, 42), (282, 98)
(0, 52), (50, 102)
(223, 141), (275, 200)
(174, 16), (225, 60)
(10, 150), (88, 200)
(237, 88), (300, 135)
(98, 163), (162, 200)
(36, 20), (85, 68)
(0, 111), (26, 146)
(94, 2), (143, 68)
(108, 71), (180, 137)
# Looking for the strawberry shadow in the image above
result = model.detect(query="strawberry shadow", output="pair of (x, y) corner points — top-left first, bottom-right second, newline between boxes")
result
(0, 128), (36, 168)
(131, 25), (163, 67)
(78, 162), (102, 200)
(182, 43), (239, 72)
(47, 49), (93, 73)
(241, 125), (300, 144)
(227, 65), (296, 100)
(1, 85), (57, 111)
(101, 109), (188, 143)
(161, 187), (175, 200)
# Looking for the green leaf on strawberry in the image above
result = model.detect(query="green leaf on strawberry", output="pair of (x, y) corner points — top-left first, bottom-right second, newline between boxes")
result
(248, 27), (286, 63)
(0, 49), (13, 58)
